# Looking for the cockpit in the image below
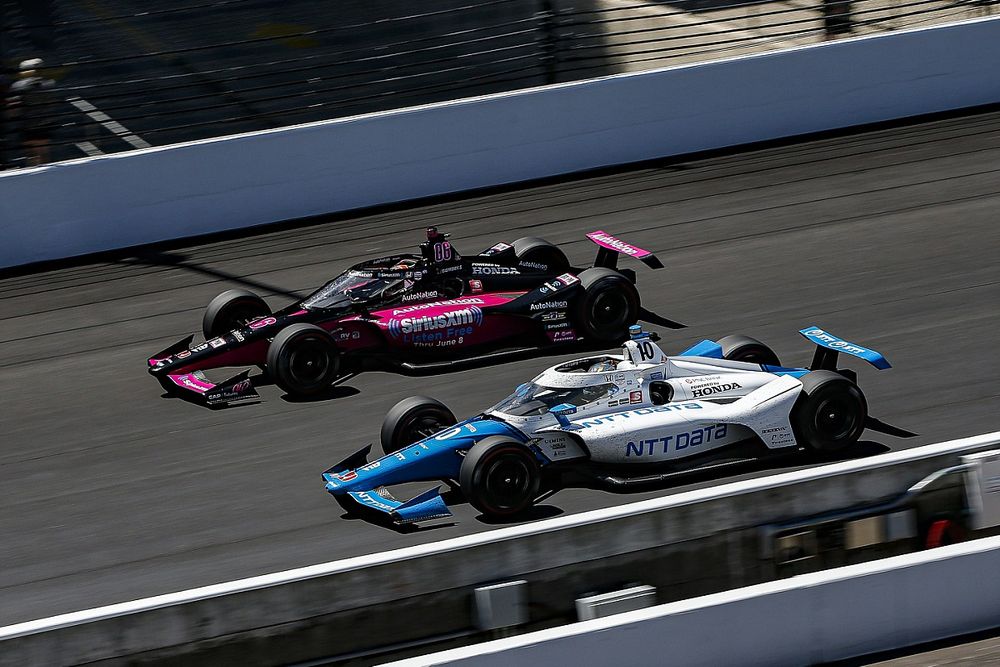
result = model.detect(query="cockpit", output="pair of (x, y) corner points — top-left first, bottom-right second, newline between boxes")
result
(489, 381), (617, 417)
(301, 256), (428, 310)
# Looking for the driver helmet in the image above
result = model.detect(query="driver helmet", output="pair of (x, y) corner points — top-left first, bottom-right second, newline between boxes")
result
(391, 258), (418, 270)
(586, 358), (618, 373)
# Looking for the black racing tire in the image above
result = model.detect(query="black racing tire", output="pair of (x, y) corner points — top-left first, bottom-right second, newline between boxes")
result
(574, 267), (640, 344)
(202, 289), (271, 340)
(380, 396), (457, 456)
(512, 237), (570, 273)
(266, 324), (340, 397)
(791, 370), (868, 453)
(717, 334), (781, 366)
(460, 436), (540, 518)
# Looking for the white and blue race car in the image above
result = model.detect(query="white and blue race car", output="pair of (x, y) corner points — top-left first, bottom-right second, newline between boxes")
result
(323, 326), (912, 525)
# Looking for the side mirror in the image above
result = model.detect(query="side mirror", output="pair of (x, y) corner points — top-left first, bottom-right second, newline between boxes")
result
(549, 403), (577, 427)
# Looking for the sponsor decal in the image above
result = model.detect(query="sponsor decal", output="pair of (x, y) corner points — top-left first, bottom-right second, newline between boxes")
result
(472, 265), (520, 276)
(391, 297), (484, 316)
(233, 330), (245, 342)
(557, 272), (579, 285)
(176, 350), (192, 359)
(577, 403), (703, 428)
(178, 375), (203, 390)
(190, 343), (209, 353)
(550, 330), (575, 342)
(530, 300), (568, 311)
(336, 330), (361, 341)
(541, 311), (566, 322)
(388, 306), (483, 346)
(359, 460), (382, 471)
(337, 471), (358, 482)
(629, 390), (643, 404)
(626, 424), (728, 456)
(208, 337), (226, 349)
(604, 372), (626, 383)
(249, 317), (277, 330)
(685, 375), (720, 385)
(544, 322), (571, 330)
(231, 380), (252, 393)
(469, 279), (483, 293)
(353, 491), (395, 513)
(400, 290), (440, 303)
(439, 264), (463, 274)
(805, 329), (868, 355)
(650, 371), (664, 380)
(519, 260), (548, 270)
(588, 232), (646, 257)
(484, 242), (512, 254)
(691, 382), (741, 398)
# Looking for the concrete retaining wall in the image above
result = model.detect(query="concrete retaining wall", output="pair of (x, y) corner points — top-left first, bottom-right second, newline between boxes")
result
(1, 432), (997, 666)
(2, 18), (999, 269)
(393, 535), (1000, 666)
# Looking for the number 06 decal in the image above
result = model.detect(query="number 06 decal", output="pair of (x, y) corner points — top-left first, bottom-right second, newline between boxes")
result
(433, 242), (453, 262)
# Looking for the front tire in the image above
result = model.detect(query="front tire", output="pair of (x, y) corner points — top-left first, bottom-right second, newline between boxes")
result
(202, 289), (270, 340)
(791, 370), (867, 453)
(266, 324), (340, 397)
(460, 436), (540, 519)
(574, 267), (640, 344)
(380, 396), (457, 455)
(717, 334), (781, 366)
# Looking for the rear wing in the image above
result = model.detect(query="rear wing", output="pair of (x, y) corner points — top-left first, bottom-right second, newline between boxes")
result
(587, 230), (663, 270)
(799, 326), (890, 370)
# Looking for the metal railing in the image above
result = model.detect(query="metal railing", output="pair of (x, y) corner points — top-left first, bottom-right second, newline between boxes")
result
(1, 0), (995, 168)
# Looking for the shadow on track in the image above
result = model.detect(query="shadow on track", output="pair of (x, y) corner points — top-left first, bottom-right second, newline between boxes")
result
(124, 250), (305, 300)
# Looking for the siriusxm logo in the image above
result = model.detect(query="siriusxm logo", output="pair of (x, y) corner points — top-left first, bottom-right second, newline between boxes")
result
(389, 307), (484, 337)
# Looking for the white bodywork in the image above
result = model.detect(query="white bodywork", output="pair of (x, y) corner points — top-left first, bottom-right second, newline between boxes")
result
(487, 335), (804, 465)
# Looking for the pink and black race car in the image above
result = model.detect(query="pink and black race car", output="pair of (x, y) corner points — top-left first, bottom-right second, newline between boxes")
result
(147, 228), (682, 406)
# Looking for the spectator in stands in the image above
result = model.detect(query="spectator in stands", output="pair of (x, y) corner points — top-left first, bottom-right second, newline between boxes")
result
(7, 58), (57, 167)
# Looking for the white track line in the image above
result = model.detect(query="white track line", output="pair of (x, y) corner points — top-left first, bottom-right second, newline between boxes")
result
(74, 141), (104, 156)
(67, 96), (151, 149)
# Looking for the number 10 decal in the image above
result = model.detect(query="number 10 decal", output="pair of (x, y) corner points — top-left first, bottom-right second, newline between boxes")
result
(638, 341), (655, 360)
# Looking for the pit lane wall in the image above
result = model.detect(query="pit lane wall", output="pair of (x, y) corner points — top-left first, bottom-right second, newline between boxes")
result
(390, 536), (1000, 667)
(1, 432), (998, 666)
(2, 18), (1000, 269)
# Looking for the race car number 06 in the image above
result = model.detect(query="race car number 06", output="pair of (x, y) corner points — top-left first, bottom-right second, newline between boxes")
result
(434, 242), (452, 262)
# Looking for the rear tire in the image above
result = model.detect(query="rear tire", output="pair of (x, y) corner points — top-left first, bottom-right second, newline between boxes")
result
(380, 396), (457, 455)
(574, 267), (640, 343)
(513, 237), (569, 273)
(460, 436), (540, 519)
(791, 370), (867, 453)
(718, 334), (781, 366)
(266, 324), (340, 397)
(203, 289), (270, 340)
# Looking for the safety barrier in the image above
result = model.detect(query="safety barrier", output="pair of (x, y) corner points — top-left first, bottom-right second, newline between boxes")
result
(1, 431), (998, 666)
(2, 17), (999, 269)
(389, 535), (1000, 666)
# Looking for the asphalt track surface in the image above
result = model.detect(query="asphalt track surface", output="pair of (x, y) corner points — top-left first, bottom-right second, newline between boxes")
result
(2, 109), (999, 627)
